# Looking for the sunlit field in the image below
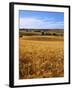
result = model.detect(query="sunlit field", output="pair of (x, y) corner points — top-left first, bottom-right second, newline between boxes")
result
(19, 35), (64, 79)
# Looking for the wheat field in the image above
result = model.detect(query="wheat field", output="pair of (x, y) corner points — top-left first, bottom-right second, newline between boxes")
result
(19, 36), (64, 79)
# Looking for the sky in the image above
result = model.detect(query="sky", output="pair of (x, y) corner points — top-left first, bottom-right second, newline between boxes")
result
(19, 10), (64, 29)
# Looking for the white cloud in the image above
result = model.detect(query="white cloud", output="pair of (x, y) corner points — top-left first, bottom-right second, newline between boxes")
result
(19, 17), (64, 29)
(20, 17), (42, 28)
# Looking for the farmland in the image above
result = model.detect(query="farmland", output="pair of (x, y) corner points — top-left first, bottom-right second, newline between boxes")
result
(19, 29), (64, 79)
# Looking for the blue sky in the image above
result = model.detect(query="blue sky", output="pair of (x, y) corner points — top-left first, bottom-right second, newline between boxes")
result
(19, 10), (64, 29)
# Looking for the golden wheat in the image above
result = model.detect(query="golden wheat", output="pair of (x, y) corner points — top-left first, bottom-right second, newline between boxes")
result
(19, 36), (64, 79)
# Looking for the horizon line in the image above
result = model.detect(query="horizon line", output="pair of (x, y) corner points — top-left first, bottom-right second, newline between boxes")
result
(19, 28), (64, 30)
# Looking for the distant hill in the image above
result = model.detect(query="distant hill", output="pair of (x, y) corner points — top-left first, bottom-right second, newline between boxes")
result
(19, 28), (64, 37)
(19, 28), (64, 32)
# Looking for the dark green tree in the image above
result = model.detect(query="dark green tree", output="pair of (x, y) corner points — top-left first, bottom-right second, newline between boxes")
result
(42, 31), (44, 35)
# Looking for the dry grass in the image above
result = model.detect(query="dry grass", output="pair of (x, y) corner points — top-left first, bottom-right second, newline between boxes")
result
(19, 36), (64, 79)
